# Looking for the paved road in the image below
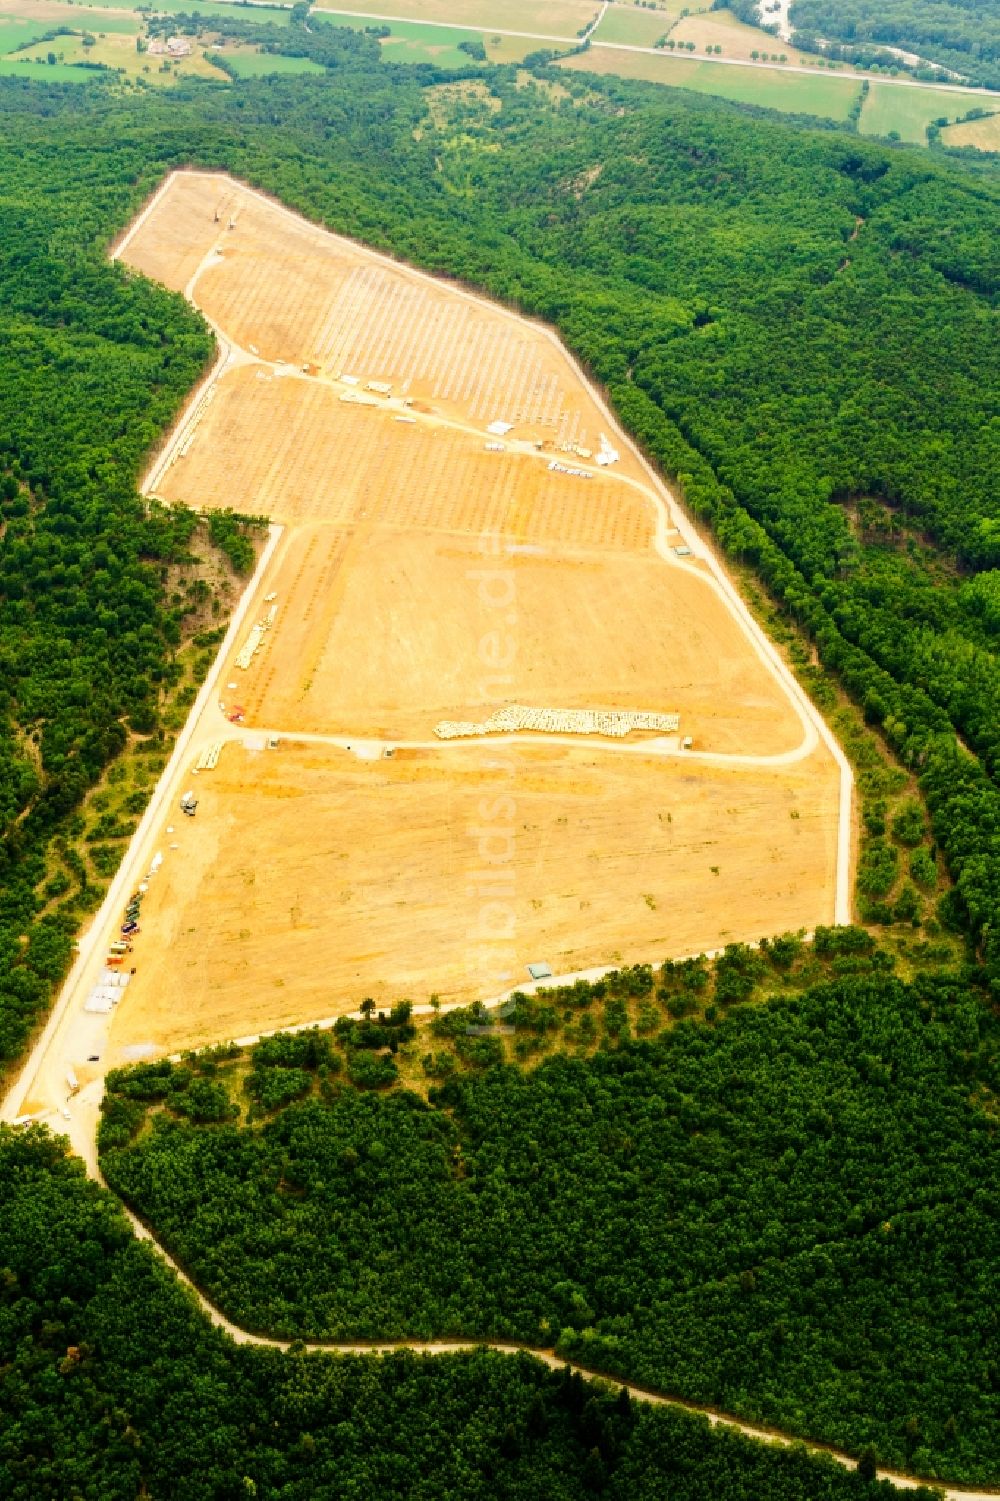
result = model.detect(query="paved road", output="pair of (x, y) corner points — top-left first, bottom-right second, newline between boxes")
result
(312, 4), (576, 42)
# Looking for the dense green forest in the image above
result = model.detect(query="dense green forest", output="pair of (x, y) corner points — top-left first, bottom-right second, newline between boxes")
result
(1, 23), (1000, 1496)
(787, 0), (1000, 89)
(99, 965), (999, 1483)
(3, 1127), (939, 1501)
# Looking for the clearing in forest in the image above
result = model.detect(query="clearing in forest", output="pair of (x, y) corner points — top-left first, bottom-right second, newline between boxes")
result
(99, 169), (845, 1059)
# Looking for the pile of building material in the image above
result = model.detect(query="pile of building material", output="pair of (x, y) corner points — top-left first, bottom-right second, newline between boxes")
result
(234, 602), (278, 672)
(84, 971), (131, 1015)
(434, 705), (680, 740)
(547, 460), (591, 480)
(196, 741), (224, 771)
(235, 624), (264, 670)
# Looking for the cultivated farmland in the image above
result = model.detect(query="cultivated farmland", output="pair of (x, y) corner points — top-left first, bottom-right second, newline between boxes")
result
(312, 0), (598, 36)
(859, 80), (970, 143)
(942, 111), (1000, 151)
(558, 45), (862, 120)
(591, 4), (684, 48)
(101, 170), (845, 1061)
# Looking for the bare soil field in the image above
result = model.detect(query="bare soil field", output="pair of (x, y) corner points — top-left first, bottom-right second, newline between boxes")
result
(233, 525), (801, 754)
(122, 173), (638, 459)
(108, 738), (839, 1060)
(154, 367), (651, 530)
(101, 170), (845, 1058)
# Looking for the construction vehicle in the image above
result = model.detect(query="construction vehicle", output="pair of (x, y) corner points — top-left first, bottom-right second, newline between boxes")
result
(180, 790), (198, 817)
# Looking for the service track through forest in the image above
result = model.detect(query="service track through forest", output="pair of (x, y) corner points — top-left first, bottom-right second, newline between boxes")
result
(87, 1158), (1000, 1501)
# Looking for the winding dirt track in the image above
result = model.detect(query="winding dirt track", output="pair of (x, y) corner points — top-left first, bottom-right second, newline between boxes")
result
(100, 1171), (992, 1501)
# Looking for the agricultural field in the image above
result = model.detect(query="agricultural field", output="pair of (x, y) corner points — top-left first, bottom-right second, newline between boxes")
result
(14, 26), (230, 82)
(859, 79), (971, 143)
(216, 46), (327, 76)
(942, 110), (1000, 151)
(0, 51), (88, 74)
(125, 0), (295, 18)
(590, 2), (684, 48)
(668, 8), (814, 65)
(100, 168), (843, 1060)
(0, 12), (62, 50)
(374, 19), (505, 65)
(313, 15), (544, 66)
(0, 0), (136, 33)
(312, 0), (598, 36)
(559, 45), (862, 120)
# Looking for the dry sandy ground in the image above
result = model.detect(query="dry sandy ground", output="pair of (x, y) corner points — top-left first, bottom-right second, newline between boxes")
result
(234, 525), (800, 754)
(108, 738), (839, 1059)
(123, 173), (644, 468)
(155, 368), (653, 535)
(105, 170), (842, 1056)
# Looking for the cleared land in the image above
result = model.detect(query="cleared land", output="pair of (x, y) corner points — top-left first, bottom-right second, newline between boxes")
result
(942, 110), (1000, 150)
(103, 169), (842, 1056)
(558, 45), (862, 120)
(220, 525), (800, 752)
(156, 371), (649, 530)
(312, 0), (597, 35)
(108, 738), (839, 1059)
